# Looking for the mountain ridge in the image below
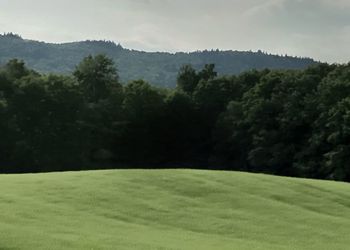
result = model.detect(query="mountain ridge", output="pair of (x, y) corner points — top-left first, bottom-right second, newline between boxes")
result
(0, 33), (317, 87)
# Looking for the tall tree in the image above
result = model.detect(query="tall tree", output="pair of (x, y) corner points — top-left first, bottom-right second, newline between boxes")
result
(74, 54), (120, 102)
(198, 64), (217, 81)
(176, 64), (199, 94)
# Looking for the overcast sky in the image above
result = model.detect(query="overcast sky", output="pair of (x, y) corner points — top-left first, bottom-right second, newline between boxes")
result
(0, 0), (349, 63)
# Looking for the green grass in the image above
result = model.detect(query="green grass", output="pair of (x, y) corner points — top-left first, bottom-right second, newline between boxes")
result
(0, 170), (349, 250)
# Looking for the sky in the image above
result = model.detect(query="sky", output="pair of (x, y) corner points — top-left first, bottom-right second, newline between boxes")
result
(0, 0), (349, 63)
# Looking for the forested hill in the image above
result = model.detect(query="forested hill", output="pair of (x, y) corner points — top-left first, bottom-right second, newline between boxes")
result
(0, 33), (316, 87)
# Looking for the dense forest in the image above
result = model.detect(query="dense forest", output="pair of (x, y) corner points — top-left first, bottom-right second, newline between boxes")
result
(0, 33), (316, 87)
(0, 54), (349, 182)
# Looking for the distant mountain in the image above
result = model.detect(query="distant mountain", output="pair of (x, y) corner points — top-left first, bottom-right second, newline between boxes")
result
(0, 33), (317, 87)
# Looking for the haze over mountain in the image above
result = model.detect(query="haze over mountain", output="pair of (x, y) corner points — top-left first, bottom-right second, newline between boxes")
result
(0, 33), (316, 87)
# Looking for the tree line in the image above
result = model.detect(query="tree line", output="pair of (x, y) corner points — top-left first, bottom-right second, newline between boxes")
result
(0, 55), (349, 181)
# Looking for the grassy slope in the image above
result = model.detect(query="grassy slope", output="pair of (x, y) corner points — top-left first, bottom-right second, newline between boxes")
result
(0, 170), (349, 250)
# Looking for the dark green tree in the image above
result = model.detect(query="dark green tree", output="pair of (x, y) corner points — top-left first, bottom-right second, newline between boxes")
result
(115, 80), (166, 163)
(3, 59), (30, 80)
(74, 54), (120, 102)
(198, 64), (217, 81)
(176, 64), (199, 94)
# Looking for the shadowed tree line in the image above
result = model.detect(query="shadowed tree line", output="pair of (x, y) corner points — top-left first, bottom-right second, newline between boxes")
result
(0, 55), (349, 181)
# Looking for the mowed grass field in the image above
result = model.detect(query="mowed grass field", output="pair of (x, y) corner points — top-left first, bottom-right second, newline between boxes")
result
(0, 170), (349, 250)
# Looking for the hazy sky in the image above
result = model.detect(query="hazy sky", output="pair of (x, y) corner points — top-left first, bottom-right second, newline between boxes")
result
(0, 0), (349, 63)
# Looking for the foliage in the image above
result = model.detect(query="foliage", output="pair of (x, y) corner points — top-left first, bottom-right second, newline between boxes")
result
(73, 54), (120, 102)
(1, 54), (350, 181)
